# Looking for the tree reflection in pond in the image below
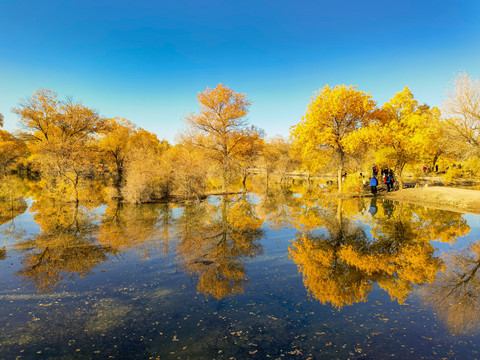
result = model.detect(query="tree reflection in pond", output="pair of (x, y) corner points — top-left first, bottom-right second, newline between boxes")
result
(176, 194), (264, 299)
(422, 240), (480, 335)
(253, 182), (296, 230)
(0, 175), (28, 227)
(14, 199), (115, 293)
(289, 191), (467, 308)
(289, 195), (374, 308)
(97, 201), (174, 258)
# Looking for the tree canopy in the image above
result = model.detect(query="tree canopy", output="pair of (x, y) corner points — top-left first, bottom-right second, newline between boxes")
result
(290, 84), (379, 191)
(184, 83), (263, 192)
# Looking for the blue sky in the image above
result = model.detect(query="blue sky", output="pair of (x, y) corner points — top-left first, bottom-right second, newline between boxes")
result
(0, 0), (479, 142)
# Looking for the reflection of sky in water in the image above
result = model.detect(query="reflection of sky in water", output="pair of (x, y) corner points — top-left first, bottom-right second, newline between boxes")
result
(1, 195), (480, 359)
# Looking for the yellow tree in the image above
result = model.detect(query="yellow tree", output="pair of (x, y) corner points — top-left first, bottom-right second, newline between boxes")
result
(0, 176), (28, 227)
(97, 118), (136, 194)
(234, 130), (264, 190)
(13, 89), (107, 203)
(258, 136), (299, 188)
(347, 87), (439, 188)
(183, 84), (263, 193)
(166, 143), (210, 199)
(121, 129), (170, 203)
(14, 89), (105, 143)
(290, 85), (378, 192)
(0, 130), (28, 174)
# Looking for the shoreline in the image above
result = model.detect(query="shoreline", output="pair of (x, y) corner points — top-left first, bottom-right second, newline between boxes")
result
(336, 186), (480, 215)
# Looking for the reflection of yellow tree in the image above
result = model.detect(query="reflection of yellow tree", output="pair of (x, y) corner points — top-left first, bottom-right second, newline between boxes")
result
(422, 241), (480, 335)
(289, 199), (373, 308)
(0, 176), (29, 245)
(289, 196), (454, 308)
(97, 201), (174, 257)
(408, 206), (470, 244)
(289, 186), (339, 231)
(176, 195), (264, 299)
(341, 223), (441, 303)
(254, 183), (296, 230)
(0, 176), (28, 226)
(14, 199), (114, 292)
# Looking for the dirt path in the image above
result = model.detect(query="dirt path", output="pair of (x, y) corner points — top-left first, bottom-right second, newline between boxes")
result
(383, 186), (480, 214)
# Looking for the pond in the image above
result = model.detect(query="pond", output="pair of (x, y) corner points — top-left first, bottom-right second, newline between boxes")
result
(1, 184), (480, 359)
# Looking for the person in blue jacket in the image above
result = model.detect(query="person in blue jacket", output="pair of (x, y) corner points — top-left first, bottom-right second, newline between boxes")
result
(370, 175), (378, 195)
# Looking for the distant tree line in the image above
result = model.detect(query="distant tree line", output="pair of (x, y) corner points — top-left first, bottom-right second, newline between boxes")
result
(0, 72), (479, 202)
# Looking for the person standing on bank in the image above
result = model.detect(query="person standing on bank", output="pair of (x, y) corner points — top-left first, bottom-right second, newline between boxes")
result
(386, 172), (394, 192)
(370, 175), (378, 195)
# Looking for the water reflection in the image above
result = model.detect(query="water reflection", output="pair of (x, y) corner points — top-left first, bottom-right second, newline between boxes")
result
(422, 240), (480, 334)
(176, 194), (264, 299)
(289, 197), (374, 308)
(289, 189), (468, 308)
(2, 180), (473, 310)
(3, 178), (480, 357)
(0, 176), (28, 226)
(0, 176), (29, 261)
(254, 183), (296, 230)
(98, 201), (173, 258)
(14, 199), (115, 292)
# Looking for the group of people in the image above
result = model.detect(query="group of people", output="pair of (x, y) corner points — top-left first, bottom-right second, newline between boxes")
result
(369, 164), (395, 195)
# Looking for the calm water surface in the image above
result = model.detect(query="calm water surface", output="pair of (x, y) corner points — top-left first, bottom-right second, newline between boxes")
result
(1, 185), (480, 359)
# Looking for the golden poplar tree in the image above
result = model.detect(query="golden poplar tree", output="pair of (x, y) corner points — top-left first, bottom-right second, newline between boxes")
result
(290, 85), (378, 192)
(184, 84), (262, 193)
(97, 118), (137, 194)
(0, 130), (28, 174)
(13, 89), (107, 203)
(347, 87), (440, 188)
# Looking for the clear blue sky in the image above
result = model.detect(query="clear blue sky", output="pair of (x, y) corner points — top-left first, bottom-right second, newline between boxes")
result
(1, 0), (479, 142)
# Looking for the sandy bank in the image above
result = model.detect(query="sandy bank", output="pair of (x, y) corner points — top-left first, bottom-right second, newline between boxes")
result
(383, 186), (480, 215)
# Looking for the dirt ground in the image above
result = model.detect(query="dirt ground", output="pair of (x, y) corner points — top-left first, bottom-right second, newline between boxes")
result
(383, 186), (480, 214)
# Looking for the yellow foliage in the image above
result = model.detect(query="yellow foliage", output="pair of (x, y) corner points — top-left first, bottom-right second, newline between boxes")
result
(442, 166), (463, 184)
(290, 84), (378, 191)
(184, 84), (263, 192)
(0, 130), (28, 172)
(347, 87), (441, 188)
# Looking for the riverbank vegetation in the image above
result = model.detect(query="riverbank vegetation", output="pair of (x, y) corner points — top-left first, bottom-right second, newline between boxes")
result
(1, 72), (480, 203)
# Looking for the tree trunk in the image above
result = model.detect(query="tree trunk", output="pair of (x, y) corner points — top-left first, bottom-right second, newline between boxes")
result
(396, 163), (405, 189)
(74, 172), (79, 205)
(115, 161), (124, 197)
(337, 150), (344, 192)
(431, 153), (440, 171)
(222, 147), (229, 194)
